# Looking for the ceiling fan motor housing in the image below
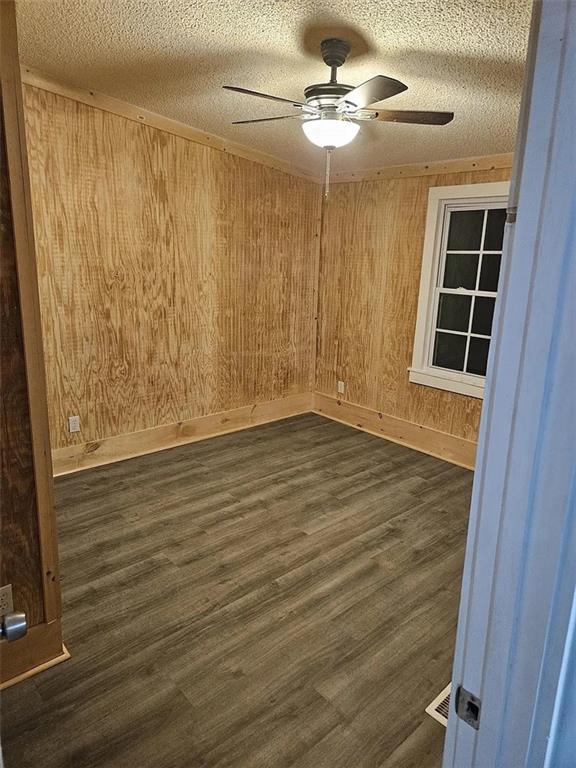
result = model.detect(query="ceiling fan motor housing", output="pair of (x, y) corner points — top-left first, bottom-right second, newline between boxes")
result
(306, 38), (355, 112)
(304, 81), (353, 108)
(320, 38), (351, 68)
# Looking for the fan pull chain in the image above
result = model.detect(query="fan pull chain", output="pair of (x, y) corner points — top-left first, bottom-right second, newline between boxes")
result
(324, 148), (333, 199)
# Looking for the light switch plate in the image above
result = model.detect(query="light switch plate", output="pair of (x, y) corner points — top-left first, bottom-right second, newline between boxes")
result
(68, 415), (80, 433)
(0, 584), (14, 617)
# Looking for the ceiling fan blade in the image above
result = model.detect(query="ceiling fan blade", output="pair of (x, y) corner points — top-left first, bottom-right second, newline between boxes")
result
(374, 109), (454, 125)
(232, 115), (302, 125)
(338, 75), (407, 109)
(223, 85), (318, 112)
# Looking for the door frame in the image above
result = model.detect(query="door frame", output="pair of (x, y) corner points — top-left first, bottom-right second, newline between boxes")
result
(1, 0), (64, 686)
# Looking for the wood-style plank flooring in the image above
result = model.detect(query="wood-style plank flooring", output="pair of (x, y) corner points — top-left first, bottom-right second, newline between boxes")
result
(1, 414), (472, 768)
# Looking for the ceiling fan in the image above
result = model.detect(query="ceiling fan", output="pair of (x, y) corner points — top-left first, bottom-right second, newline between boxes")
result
(223, 37), (454, 151)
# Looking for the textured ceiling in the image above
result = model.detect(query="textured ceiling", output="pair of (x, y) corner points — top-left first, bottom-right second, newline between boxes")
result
(16, 0), (532, 175)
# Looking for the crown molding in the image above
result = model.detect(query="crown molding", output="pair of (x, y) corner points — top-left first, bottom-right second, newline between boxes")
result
(329, 152), (514, 183)
(20, 67), (514, 186)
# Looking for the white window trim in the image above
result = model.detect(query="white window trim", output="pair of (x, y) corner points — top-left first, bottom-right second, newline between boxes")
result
(409, 181), (510, 399)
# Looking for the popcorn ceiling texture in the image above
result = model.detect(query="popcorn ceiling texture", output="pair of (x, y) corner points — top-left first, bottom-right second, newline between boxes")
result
(16, 0), (532, 174)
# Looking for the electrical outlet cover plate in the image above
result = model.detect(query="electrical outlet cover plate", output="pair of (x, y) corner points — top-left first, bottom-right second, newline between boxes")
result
(0, 584), (14, 617)
(337, 380), (346, 394)
(68, 415), (80, 433)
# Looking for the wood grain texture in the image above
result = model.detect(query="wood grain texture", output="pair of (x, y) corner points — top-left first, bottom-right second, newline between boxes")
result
(1, 0), (60, 635)
(331, 153), (514, 183)
(23, 85), (322, 451)
(52, 392), (313, 475)
(0, 621), (66, 688)
(0, 643), (69, 691)
(316, 167), (511, 443)
(1, 414), (472, 767)
(0, 94), (44, 627)
(21, 67), (319, 183)
(314, 393), (476, 469)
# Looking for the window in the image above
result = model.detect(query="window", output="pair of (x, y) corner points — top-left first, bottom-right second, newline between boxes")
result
(410, 182), (509, 398)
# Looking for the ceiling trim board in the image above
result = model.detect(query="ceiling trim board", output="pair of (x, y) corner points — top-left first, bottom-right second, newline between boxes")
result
(20, 67), (515, 185)
(330, 153), (514, 183)
(20, 66), (319, 183)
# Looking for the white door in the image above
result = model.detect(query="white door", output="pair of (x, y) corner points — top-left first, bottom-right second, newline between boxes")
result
(443, 1), (576, 765)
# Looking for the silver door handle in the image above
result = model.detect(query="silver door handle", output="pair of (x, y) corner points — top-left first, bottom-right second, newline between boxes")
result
(1, 611), (27, 642)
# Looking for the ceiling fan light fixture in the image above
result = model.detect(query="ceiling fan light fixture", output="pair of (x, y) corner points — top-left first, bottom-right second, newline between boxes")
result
(301, 116), (360, 148)
(225, 38), (454, 144)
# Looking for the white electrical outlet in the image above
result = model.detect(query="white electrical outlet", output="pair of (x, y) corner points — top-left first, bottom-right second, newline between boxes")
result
(68, 415), (81, 433)
(337, 380), (346, 395)
(0, 584), (14, 617)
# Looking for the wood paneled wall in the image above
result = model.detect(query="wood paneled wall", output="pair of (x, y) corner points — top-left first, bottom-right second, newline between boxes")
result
(23, 77), (511, 460)
(316, 167), (511, 443)
(23, 86), (321, 450)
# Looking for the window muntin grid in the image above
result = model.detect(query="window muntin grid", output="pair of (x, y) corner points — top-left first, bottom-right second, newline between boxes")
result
(429, 204), (505, 377)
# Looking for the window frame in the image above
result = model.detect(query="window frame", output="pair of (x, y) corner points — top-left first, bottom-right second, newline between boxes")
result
(409, 181), (510, 399)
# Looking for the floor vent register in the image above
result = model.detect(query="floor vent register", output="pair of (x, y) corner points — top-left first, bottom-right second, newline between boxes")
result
(425, 683), (451, 727)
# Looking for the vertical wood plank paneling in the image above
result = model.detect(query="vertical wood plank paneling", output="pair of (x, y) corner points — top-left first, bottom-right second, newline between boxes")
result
(23, 86), (321, 450)
(317, 168), (511, 442)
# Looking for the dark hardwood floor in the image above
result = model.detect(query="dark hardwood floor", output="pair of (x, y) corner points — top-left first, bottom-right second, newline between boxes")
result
(1, 414), (472, 768)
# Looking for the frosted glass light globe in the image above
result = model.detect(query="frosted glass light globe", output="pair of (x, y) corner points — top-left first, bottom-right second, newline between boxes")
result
(302, 117), (360, 148)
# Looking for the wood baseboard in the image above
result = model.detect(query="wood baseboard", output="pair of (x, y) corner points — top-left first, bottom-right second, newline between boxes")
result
(313, 393), (476, 469)
(52, 393), (314, 475)
(52, 392), (475, 475)
(0, 619), (68, 688)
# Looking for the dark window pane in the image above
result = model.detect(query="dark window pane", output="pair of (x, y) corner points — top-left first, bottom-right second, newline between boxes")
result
(433, 332), (467, 371)
(471, 296), (496, 336)
(467, 337), (490, 376)
(484, 208), (507, 250)
(443, 253), (479, 289)
(447, 210), (484, 250)
(437, 293), (472, 332)
(479, 253), (501, 292)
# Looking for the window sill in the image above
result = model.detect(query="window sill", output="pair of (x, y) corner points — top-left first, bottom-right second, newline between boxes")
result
(408, 367), (485, 399)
